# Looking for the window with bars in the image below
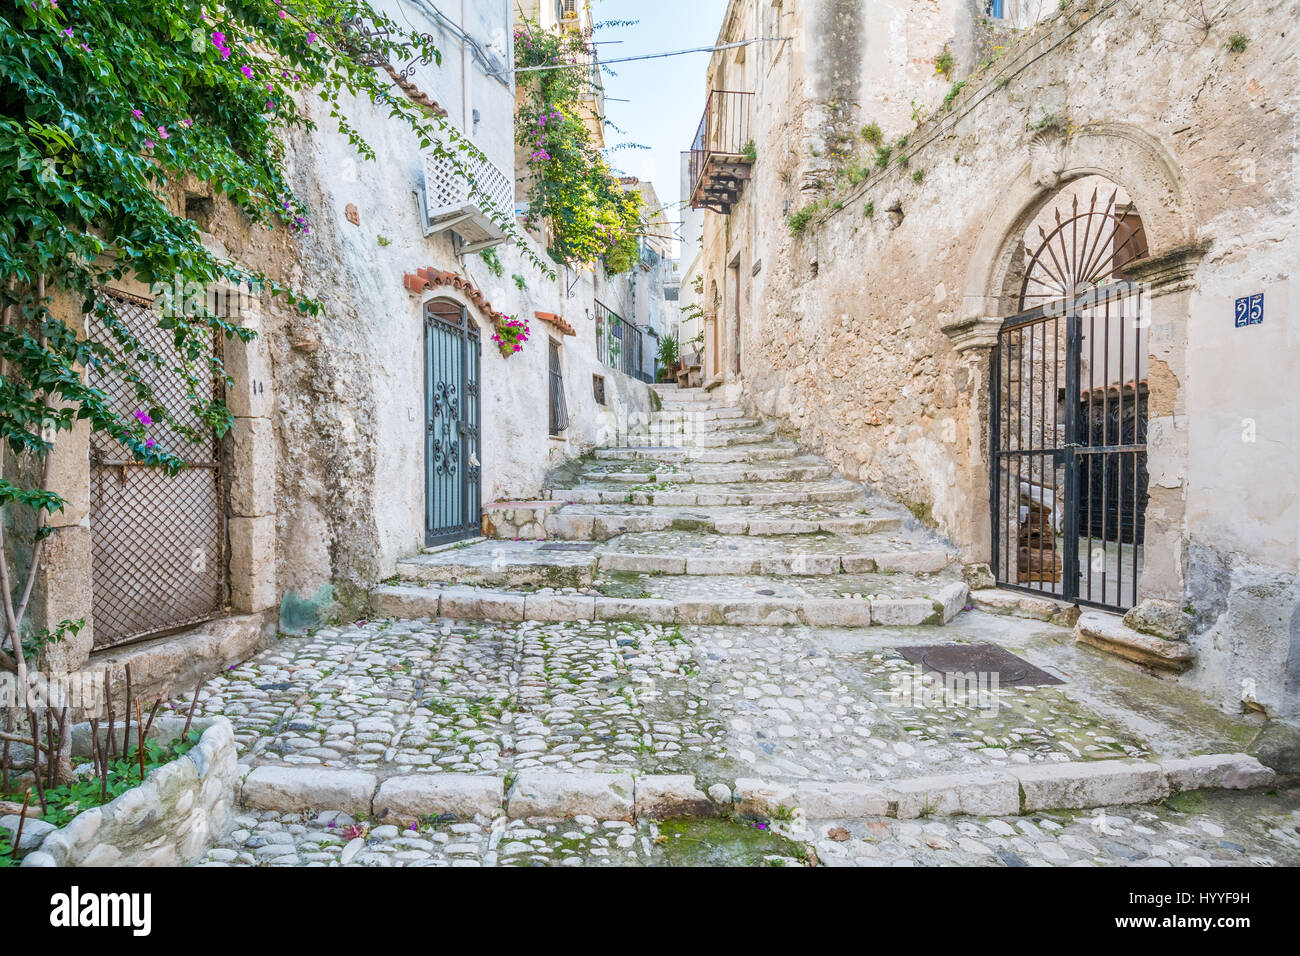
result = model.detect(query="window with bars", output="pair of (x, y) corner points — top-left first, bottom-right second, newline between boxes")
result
(549, 339), (569, 435)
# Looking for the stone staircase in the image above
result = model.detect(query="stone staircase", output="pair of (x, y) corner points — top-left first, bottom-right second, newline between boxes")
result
(373, 383), (970, 628)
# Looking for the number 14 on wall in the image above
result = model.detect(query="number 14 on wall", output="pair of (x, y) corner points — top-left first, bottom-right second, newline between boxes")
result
(1234, 292), (1264, 328)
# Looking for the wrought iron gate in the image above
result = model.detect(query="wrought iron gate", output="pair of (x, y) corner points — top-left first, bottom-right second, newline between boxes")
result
(424, 298), (481, 546)
(89, 291), (225, 648)
(991, 189), (1149, 612)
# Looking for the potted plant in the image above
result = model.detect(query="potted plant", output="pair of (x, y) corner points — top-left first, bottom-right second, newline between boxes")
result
(492, 314), (530, 358)
(656, 333), (680, 382)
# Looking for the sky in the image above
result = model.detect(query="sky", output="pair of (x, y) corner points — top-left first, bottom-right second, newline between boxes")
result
(590, 0), (730, 223)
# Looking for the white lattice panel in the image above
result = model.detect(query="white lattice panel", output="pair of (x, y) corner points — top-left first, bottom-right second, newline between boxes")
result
(421, 138), (512, 248)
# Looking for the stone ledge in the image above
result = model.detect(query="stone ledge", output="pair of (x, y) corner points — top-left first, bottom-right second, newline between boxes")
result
(223, 755), (1272, 830)
(1074, 610), (1194, 672)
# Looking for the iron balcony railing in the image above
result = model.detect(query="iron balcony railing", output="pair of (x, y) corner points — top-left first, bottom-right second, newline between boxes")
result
(595, 299), (651, 382)
(687, 90), (755, 211)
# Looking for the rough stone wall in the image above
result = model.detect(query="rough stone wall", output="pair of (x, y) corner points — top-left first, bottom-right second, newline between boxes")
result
(20, 717), (237, 867)
(702, 0), (1300, 716)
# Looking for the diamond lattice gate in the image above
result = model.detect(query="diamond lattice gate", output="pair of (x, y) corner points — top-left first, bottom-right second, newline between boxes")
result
(424, 298), (481, 546)
(89, 292), (225, 648)
(990, 189), (1150, 613)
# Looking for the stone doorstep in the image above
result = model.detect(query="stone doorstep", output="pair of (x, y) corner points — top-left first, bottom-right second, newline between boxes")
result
(1074, 610), (1195, 672)
(969, 587), (1081, 627)
(368, 583), (970, 627)
(235, 755), (1275, 823)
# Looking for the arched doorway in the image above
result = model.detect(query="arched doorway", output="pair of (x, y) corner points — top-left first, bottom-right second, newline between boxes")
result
(424, 297), (481, 546)
(990, 180), (1149, 611)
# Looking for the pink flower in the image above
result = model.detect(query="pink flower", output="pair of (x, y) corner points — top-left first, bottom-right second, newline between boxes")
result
(241, 64), (254, 79)
(145, 438), (156, 449)
(143, 139), (155, 149)
(134, 409), (154, 426)
(131, 108), (142, 119)
(62, 27), (72, 37)
(180, 118), (193, 128)
(307, 31), (317, 44)
(157, 126), (168, 139)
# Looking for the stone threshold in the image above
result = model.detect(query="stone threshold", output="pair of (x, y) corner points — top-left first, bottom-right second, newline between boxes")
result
(370, 581), (970, 627)
(237, 753), (1275, 824)
(969, 587), (1081, 628)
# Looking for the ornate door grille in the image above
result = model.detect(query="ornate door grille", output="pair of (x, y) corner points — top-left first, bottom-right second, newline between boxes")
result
(425, 299), (481, 546)
(89, 291), (225, 648)
(991, 189), (1149, 612)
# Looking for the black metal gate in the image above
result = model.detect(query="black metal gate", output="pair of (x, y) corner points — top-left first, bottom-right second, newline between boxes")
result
(991, 189), (1149, 612)
(89, 291), (225, 648)
(424, 298), (481, 546)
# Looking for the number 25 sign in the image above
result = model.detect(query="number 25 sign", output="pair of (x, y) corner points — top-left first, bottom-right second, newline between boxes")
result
(1234, 292), (1264, 328)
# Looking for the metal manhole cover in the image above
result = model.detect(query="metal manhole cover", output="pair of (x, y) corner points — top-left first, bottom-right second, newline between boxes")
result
(896, 643), (1063, 687)
(539, 542), (595, 552)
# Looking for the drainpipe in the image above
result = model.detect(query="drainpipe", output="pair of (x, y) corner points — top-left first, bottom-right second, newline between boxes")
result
(461, 0), (472, 135)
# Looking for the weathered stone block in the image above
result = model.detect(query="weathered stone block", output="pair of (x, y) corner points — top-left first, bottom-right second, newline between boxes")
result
(871, 597), (939, 626)
(525, 594), (596, 621)
(374, 774), (503, 823)
(506, 770), (634, 821)
(889, 771), (1020, 818)
(1161, 753), (1275, 792)
(800, 598), (872, 627)
(1013, 760), (1168, 811)
(228, 417), (275, 517)
(240, 766), (377, 815)
(634, 775), (712, 818)
(792, 780), (890, 817)
(594, 597), (676, 623)
(228, 515), (276, 613)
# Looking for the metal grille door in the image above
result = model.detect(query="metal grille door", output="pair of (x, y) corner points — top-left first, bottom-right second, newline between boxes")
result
(89, 292), (225, 647)
(991, 189), (1148, 612)
(425, 299), (481, 546)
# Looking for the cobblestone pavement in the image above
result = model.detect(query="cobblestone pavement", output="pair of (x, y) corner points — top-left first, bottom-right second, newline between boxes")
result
(199, 788), (1300, 867)
(178, 612), (1167, 784)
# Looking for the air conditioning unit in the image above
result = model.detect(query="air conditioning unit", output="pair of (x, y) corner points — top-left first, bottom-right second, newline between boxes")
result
(418, 139), (513, 254)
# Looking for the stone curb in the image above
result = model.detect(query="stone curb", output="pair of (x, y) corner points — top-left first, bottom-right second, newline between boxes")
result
(541, 511), (907, 540)
(370, 584), (971, 628)
(233, 755), (1274, 823)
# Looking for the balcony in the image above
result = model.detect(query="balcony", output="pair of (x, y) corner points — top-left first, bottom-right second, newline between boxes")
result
(687, 90), (755, 214)
(595, 299), (651, 382)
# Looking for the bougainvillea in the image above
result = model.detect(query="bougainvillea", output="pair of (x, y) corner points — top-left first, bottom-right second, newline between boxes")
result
(514, 20), (641, 274)
(0, 0), (531, 674)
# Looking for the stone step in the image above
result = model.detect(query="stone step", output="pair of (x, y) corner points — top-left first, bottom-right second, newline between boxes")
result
(579, 461), (836, 484)
(393, 533), (956, 587)
(543, 503), (908, 541)
(650, 406), (747, 420)
(641, 415), (762, 432)
(371, 574), (969, 627)
(647, 427), (776, 448)
(594, 443), (799, 463)
(546, 479), (864, 507)
(597, 529), (956, 576)
(651, 386), (712, 402)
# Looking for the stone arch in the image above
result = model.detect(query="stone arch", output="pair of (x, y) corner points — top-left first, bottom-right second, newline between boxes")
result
(953, 122), (1204, 607)
(959, 123), (1198, 325)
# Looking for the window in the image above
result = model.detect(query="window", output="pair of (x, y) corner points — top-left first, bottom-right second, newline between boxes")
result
(549, 339), (569, 435)
(592, 374), (607, 406)
(986, 0), (1005, 17)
